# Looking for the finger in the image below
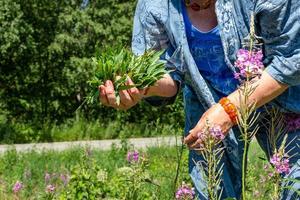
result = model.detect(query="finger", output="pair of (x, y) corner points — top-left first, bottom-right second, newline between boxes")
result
(189, 138), (204, 149)
(126, 77), (141, 101)
(99, 85), (109, 105)
(184, 131), (199, 146)
(184, 121), (205, 145)
(105, 80), (117, 107)
(119, 88), (134, 107)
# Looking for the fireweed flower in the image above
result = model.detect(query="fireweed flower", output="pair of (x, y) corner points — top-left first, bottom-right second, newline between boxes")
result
(234, 49), (264, 79)
(197, 125), (225, 145)
(13, 181), (23, 193)
(197, 131), (207, 148)
(46, 184), (56, 193)
(44, 172), (51, 183)
(209, 126), (225, 141)
(195, 124), (225, 199)
(127, 150), (139, 163)
(60, 174), (69, 186)
(270, 153), (291, 174)
(175, 183), (195, 200)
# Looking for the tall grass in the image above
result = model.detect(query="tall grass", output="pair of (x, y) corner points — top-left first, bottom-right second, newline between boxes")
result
(0, 115), (182, 144)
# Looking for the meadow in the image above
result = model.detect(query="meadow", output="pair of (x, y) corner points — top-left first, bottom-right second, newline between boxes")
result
(0, 140), (272, 199)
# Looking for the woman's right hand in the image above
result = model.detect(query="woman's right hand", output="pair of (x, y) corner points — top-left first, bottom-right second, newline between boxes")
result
(98, 77), (146, 110)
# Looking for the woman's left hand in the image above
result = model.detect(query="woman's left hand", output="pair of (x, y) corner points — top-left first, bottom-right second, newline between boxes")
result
(184, 103), (234, 149)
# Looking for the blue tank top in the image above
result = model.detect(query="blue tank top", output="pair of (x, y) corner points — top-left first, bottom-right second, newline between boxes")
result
(182, 3), (239, 96)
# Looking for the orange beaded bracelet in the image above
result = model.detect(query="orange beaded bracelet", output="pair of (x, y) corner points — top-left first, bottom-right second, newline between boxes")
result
(219, 97), (238, 124)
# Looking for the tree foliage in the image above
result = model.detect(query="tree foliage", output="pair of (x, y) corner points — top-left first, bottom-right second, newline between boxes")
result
(0, 0), (184, 143)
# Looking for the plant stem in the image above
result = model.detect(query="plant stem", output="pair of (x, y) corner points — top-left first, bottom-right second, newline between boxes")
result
(274, 180), (279, 200)
(242, 137), (248, 200)
(208, 146), (213, 199)
(173, 141), (184, 197)
(241, 80), (252, 200)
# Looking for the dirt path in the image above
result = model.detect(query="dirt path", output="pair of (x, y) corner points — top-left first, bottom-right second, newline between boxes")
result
(0, 136), (182, 154)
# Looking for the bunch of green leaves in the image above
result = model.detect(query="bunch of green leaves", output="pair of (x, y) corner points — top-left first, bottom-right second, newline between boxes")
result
(85, 47), (167, 105)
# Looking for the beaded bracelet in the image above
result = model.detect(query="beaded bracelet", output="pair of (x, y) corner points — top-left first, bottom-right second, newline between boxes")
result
(219, 97), (238, 124)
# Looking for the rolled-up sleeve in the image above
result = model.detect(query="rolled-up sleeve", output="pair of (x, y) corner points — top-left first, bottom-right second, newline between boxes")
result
(256, 0), (300, 86)
(131, 0), (184, 106)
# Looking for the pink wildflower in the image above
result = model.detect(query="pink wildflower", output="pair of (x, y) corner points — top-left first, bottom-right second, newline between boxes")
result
(254, 190), (260, 197)
(197, 131), (207, 148)
(209, 126), (225, 141)
(196, 125), (225, 149)
(263, 164), (269, 170)
(127, 150), (139, 163)
(270, 153), (290, 174)
(13, 181), (23, 193)
(46, 184), (55, 193)
(270, 154), (281, 164)
(175, 183), (195, 200)
(44, 172), (51, 183)
(234, 49), (264, 79)
(60, 174), (69, 186)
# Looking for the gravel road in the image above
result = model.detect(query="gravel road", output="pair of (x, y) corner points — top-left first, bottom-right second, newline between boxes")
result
(0, 136), (183, 154)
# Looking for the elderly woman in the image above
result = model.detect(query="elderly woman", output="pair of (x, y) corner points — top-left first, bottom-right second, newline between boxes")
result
(99, 0), (300, 199)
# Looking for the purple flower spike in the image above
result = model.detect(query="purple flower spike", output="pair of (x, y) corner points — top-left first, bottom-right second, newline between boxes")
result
(13, 181), (23, 193)
(132, 151), (139, 162)
(270, 153), (291, 174)
(127, 150), (139, 163)
(175, 183), (195, 200)
(210, 126), (225, 141)
(126, 152), (132, 162)
(234, 49), (264, 79)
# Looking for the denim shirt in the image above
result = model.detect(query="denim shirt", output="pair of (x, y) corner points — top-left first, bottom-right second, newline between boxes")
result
(131, 0), (300, 134)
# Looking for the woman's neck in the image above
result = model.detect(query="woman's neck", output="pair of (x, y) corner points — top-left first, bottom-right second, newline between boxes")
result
(186, 2), (218, 32)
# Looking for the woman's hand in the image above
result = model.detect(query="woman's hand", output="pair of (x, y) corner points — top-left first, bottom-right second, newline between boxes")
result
(99, 77), (146, 110)
(99, 74), (179, 110)
(184, 103), (234, 149)
(184, 71), (289, 149)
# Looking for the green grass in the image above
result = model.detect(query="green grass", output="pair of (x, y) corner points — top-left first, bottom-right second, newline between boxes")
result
(0, 143), (189, 199)
(0, 117), (182, 144)
(0, 140), (273, 199)
(48, 119), (181, 142)
(246, 140), (272, 200)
